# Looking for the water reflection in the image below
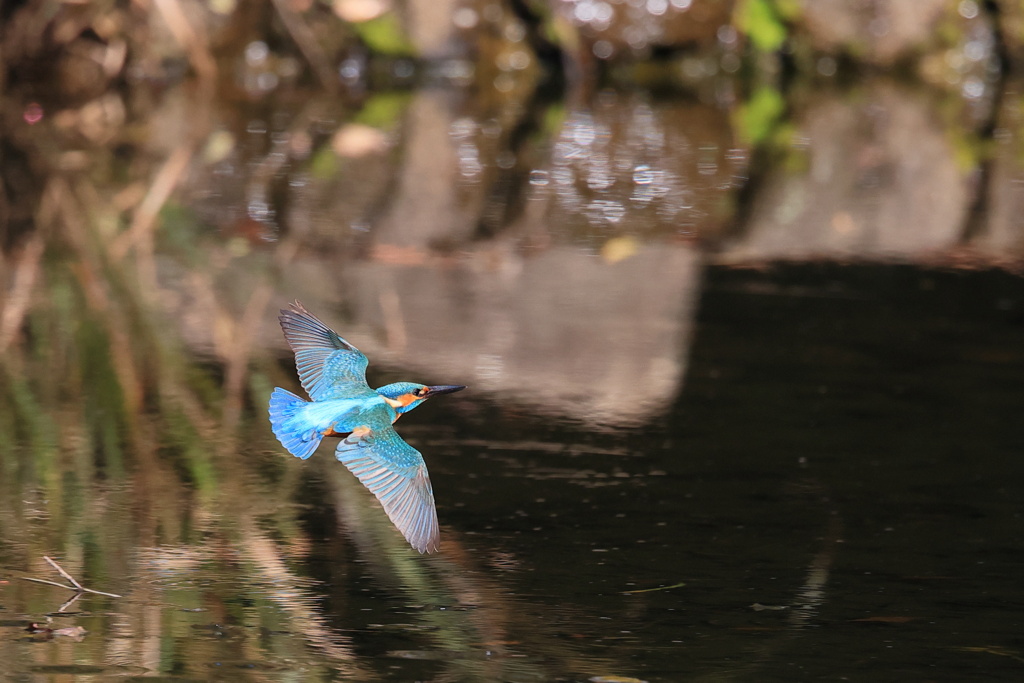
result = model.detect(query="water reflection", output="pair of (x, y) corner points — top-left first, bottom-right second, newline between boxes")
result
(722, 79), (975, 262)
(324, 470), (601, 681)
(2, 34), (1024, 679)
(337, 243), (697, 426)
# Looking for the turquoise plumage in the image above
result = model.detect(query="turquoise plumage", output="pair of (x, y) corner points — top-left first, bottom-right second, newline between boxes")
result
(268, 301), (465, 553)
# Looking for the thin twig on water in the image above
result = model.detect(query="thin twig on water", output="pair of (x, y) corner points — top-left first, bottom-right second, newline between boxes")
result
(19, 556), (123, 598)
(22, 577), (76, 590)
(44, 556), (82, 589)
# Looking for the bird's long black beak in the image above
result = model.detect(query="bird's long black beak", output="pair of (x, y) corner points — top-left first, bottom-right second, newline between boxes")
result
(426, 384), (466, 396)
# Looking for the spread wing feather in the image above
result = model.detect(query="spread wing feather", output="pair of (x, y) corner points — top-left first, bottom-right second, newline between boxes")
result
(334, 426), (440, 554)
(279, 301), (369, 401)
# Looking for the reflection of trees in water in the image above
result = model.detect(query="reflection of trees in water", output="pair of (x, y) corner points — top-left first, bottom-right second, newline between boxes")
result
(0, 63), (632, 683)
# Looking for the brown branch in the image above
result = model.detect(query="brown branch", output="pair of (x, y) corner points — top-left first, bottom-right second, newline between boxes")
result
(150, 0), (218, 89)
(270, 0), (338, 93)
(0, 233), (44, 352)
(44, 556), (82, 589)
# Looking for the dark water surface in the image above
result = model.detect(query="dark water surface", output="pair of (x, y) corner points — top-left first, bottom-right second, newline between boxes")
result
(2, 261), (1023, 681)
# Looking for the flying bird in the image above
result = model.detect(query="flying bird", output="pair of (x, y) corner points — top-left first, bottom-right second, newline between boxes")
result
(268, 301), (465, 553)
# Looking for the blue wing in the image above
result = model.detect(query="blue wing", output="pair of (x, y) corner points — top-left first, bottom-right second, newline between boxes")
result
(279, 301), (370, 401)
(334, 426), (440, 554)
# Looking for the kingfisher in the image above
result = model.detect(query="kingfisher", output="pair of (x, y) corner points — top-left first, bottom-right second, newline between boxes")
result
(268, 301), (465, 553)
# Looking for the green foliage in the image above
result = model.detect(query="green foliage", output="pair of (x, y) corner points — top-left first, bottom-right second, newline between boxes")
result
(309, 145), (340, 179)
(0, 364), (54, 460)
(735, 0), (790, 53)
(76, 315), (127, 478)
(734, 86), (786, 145)
(351, 13), (414, 57)
(163, 401), (218, 497)
(354, 92), (411, 129)
(540, 103), (566, 140)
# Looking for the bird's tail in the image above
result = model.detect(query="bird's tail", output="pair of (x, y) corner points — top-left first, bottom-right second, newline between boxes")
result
(268, 387), (323, 460)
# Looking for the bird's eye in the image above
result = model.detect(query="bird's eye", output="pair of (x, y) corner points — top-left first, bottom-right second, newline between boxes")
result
(415, 388), (427, 397)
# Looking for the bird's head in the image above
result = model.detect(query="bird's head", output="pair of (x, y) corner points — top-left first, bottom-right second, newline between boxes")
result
(376, 382), (466, 415)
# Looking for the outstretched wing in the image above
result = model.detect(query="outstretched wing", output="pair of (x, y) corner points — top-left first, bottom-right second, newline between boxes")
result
(279, 301), (369, 401)
(334, 425), (440, 554)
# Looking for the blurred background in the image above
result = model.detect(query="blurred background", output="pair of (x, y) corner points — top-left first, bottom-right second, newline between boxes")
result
(1, 0), (1023, 680)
